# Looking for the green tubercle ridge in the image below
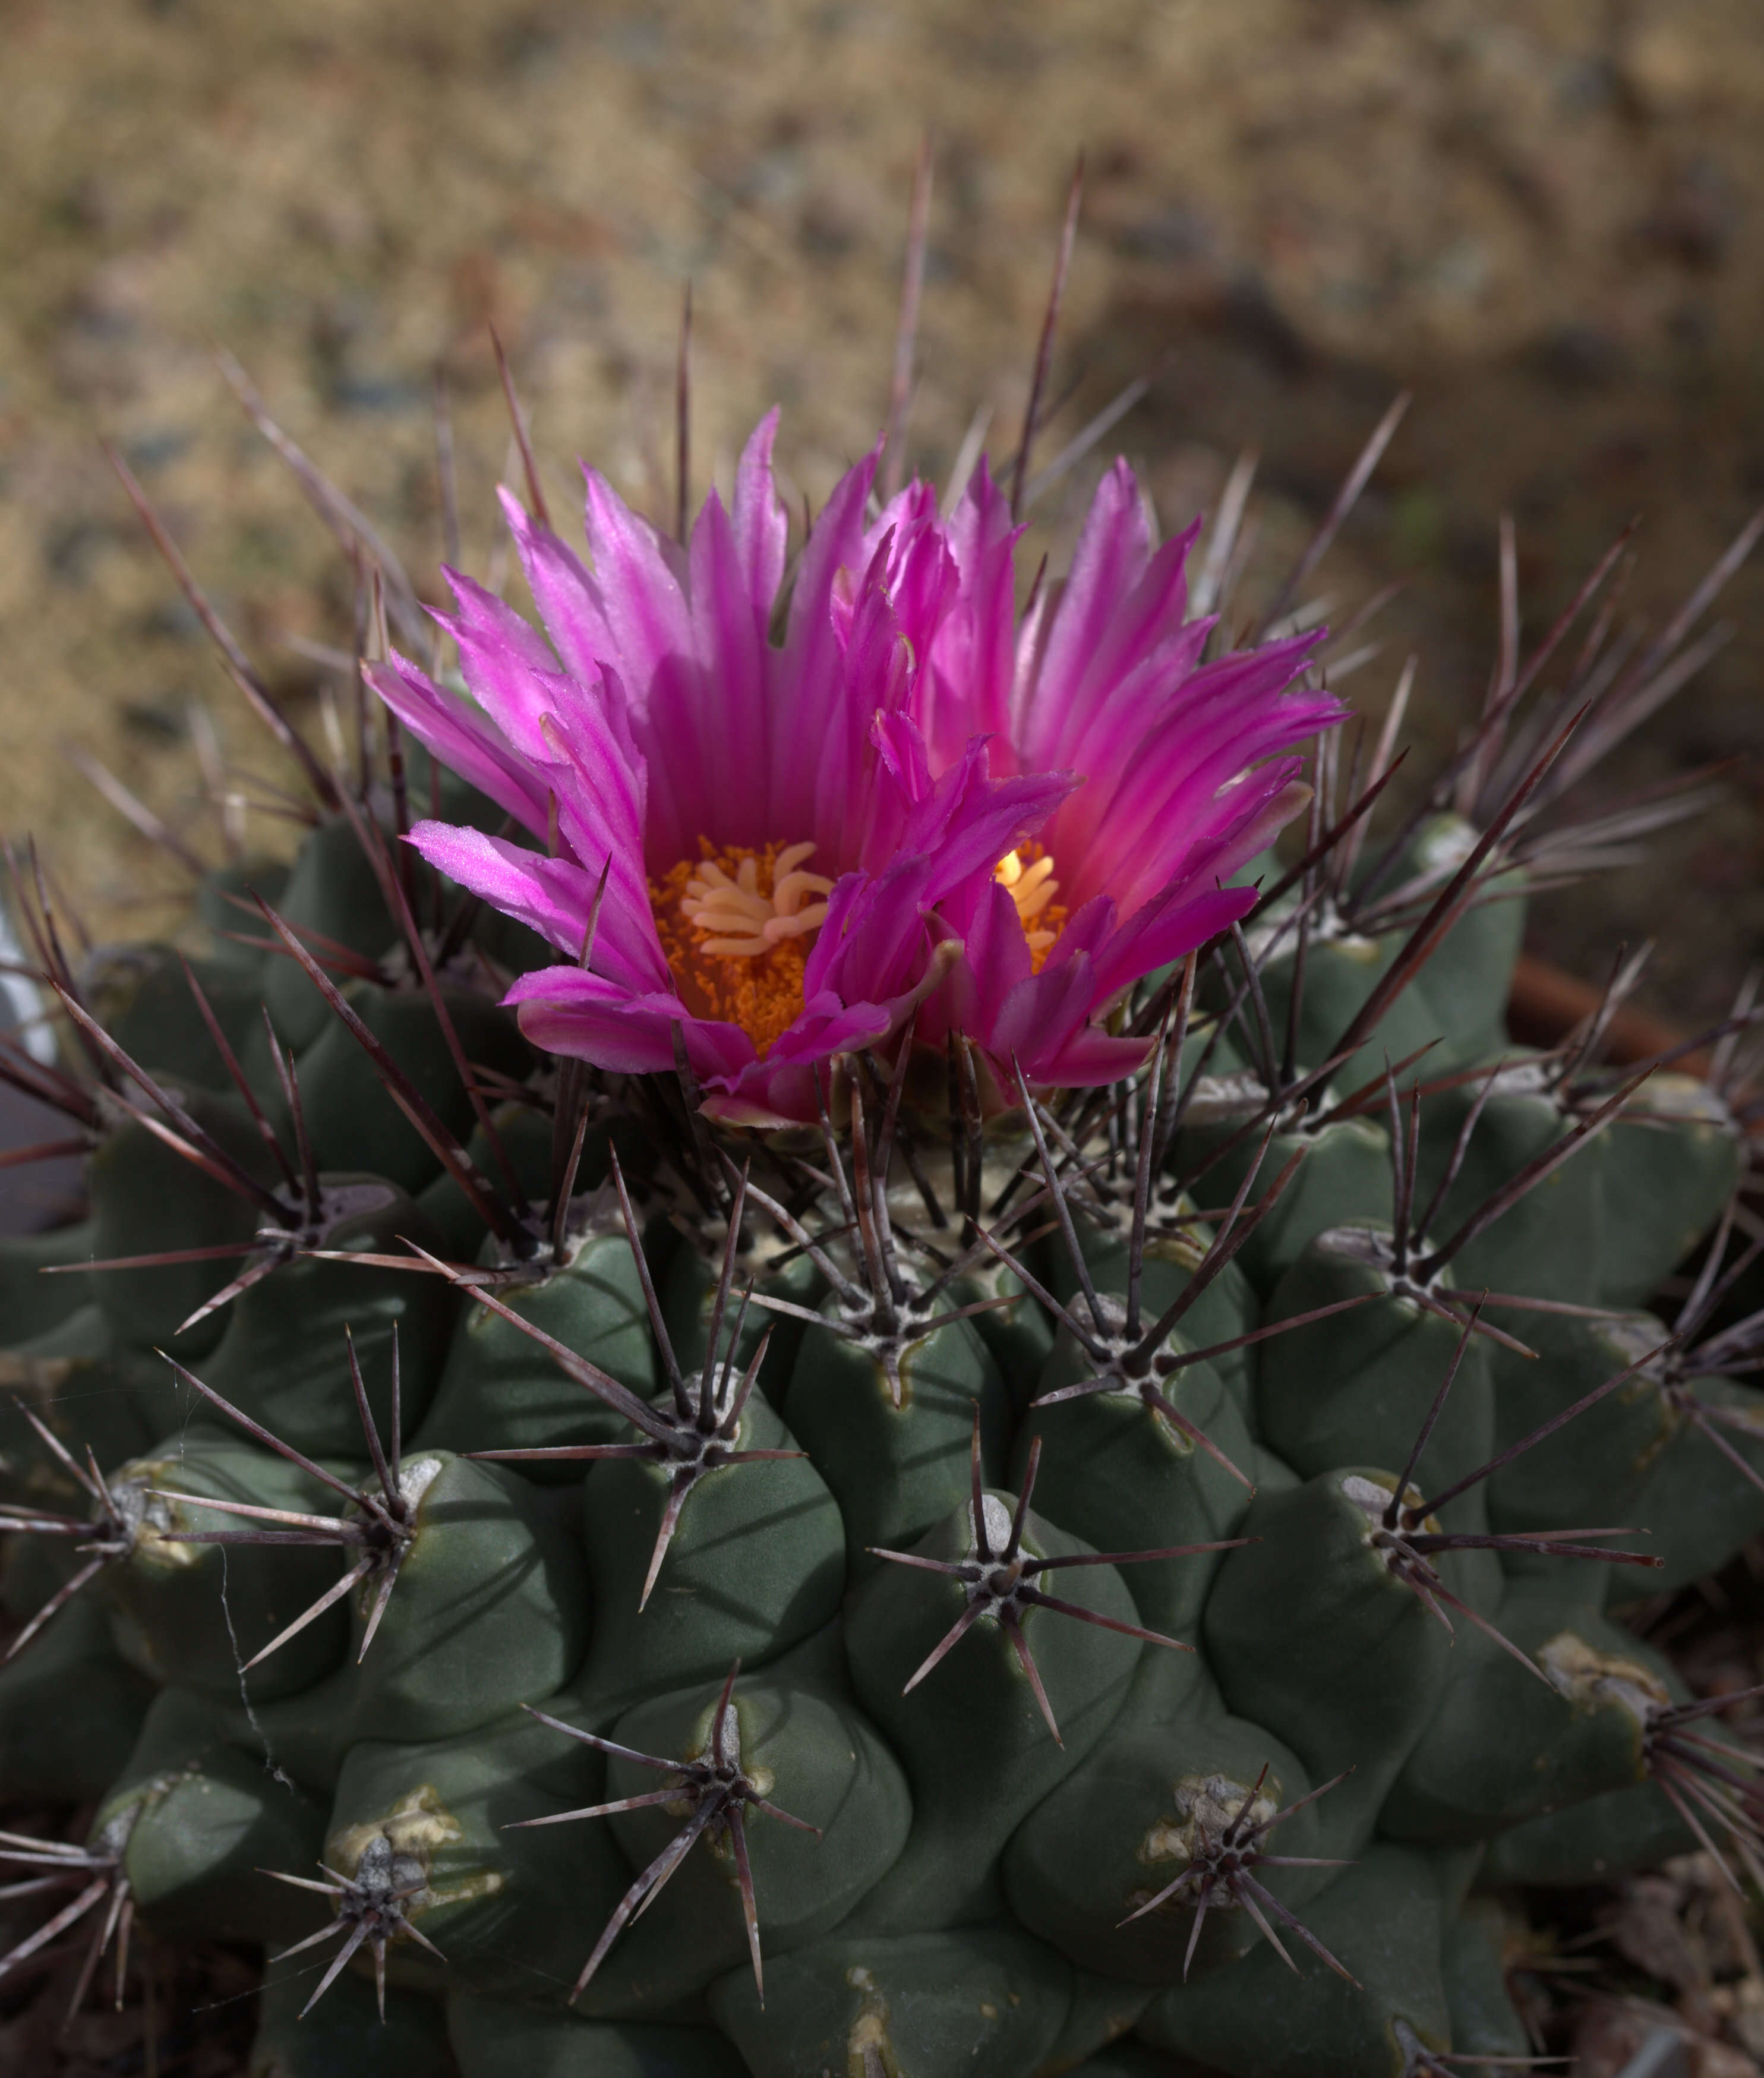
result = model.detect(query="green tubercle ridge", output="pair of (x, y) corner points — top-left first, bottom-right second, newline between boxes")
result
(1033, 1967), (1159, 2073)
(1201, 1469), (1457, 1856)
(294, 982), (531, 1197)
(94, 1685), (329, 1948)
(842, 1477), (1157, 1931)
(196, 1175), (456, 1455)
(1596, 1073), (1746, 1307)
(1002, 1654), (1328, 1985)
(1438, 1898), (1532, 2063)
(708, 1923), (1074, 2078)
(0, 1216), (96, 1344)
(572, 1370), (843, 1724)
(1479, 1308), (1674, 1569)
(318, 1705), (610, 2008)
(1618, 1372), (1764, 1595)
(1135, 1843), (1455, 2078)
(1380, 1575), (1682, 1843)
(105, 1428), (356, 1701)
(251, 1956), (459, 2077)
(1386, 815), (1529, 1070)
(949, 1256), (1059, 1415)
(658, 1213), (825, 1413)
(0, 1590), (154, 1801)
(1168, 1100), (1392, 1300)
(87, 1080), (280, 1355)
(1256, 1229), (1495, 1535)
(1043, 1202), (1263, 1404)
(193, 855), (288, 976)
(1239, 903), (1434, 1103)
(256, 813), (402, 1052)
(343, 1449), (589, 1743)
(416, 1187), (657, 1475)
(588, 1666), (913, 2007)
(89, 944), (283, 1109)
(1479, 1777), (1700, 1888)
(784, 1306), (1008, 1577)
(1410, 1056), (1613, 1306)
(447, 1991), (747, 2076)
(0, 1303), (158, 1507)
(1012, 1343), (1252, 1638)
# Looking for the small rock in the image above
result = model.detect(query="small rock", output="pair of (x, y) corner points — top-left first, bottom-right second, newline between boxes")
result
(1622, 21), (1712, 118)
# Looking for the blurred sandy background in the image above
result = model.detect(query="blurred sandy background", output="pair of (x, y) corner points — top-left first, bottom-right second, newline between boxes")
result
(3, 0), (1762, 1021)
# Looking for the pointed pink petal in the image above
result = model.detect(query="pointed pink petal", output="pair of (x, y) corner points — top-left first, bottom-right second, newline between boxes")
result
(580, 468), (696, 695)
(772, 444), (881, 833)
(498, 486), (619, 684)
(732, 409), (788, 614)
(365, 656), (552, 835)
(507, 966), (756, 1083)
(407, 822), (667, 992)
(920, 459), (1022, 771)
(687, 487), (772, 849)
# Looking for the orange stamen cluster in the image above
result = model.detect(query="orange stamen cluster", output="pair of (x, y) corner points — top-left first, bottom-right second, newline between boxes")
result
(651, 840), (829, 1058)
(996, 841), (1065, 971)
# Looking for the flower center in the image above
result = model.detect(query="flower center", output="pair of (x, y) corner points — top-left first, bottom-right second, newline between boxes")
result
(995, 842), (1065, 970)
(651, 840), (835, 1058)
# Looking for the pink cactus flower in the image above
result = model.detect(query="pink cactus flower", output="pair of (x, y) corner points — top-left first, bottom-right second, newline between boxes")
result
(369, 416), (1340, 1120)
(367, 415), (1061, 1126)
(881, 457), (1345, 1087)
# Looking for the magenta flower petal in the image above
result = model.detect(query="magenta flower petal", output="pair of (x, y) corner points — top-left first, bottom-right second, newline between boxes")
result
(1028, 1019), (1157, 1088)
(988, 942), (1097, 1067)
(772, 444), (880, 835)
(1059, 643), (1334, 914)
(377, 420), (1065, 1124)
(732, 409), (789, 613)
(1085, 882), (1257, 1006)
(936, 878), (1033, 1045)
(918, 463), (1020, 773)
(579, 469), (695, 708)
(406, 821), (667, 997)
(907, 455), (1345, 1086)
(1017, 464), (1200, 774)
(405, 822), (591, 953)
(809, 578), (913, 867)
(431, 568), (580, 762)
(850, 493), (958, 670)
(374, 408), (1344, 1119)
(805, 863), (938, 1013)
(895, 737), (1074, 900)
(497, 488), (617, 687)
(365, 655), (553, 837)
(686, 488), (771, 847)
(507, 966), (756, 1083)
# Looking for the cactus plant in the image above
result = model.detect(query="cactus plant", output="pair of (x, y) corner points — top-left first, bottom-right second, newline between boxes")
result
(1, 226), (1762, 2078)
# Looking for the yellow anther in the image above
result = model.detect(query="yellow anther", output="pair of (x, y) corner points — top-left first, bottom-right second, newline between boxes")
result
(994, 842), (1066, 972)
(651, 839), (836, 1057)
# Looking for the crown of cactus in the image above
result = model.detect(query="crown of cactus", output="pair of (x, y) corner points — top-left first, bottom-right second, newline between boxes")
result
(2, 194), (1764, 2078)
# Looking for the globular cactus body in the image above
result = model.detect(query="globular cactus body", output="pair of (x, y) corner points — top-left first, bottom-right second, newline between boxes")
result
(4, 349), (1763, 2078)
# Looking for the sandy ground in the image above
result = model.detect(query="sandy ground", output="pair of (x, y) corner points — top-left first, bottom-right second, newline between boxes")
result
(2, 0), (1762, 1020)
